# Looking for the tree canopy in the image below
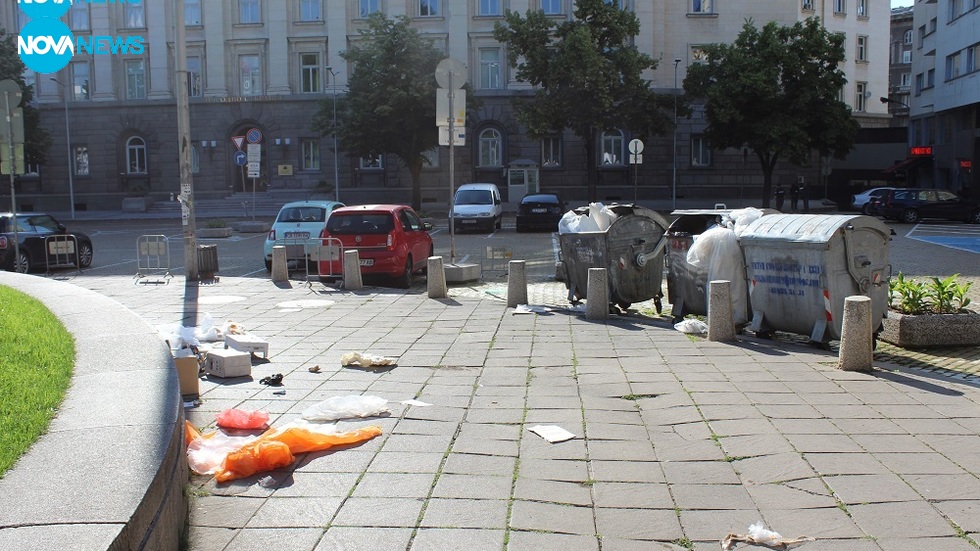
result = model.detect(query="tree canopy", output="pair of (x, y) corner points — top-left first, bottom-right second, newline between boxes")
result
(493, 0), (675, 201)
(0, 29), (51, 169)
(683, 18), (859, 207)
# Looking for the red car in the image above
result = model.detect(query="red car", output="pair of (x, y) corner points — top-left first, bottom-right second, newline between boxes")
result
(317, 204), (434, 288)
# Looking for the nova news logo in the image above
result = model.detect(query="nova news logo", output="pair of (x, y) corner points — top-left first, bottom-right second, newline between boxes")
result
(17, 0), (146, 75)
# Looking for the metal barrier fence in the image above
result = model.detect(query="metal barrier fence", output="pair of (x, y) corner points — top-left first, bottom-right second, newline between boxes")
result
(44, 234), (81, 275)
(135, 234), (172, 284)
(275, 237), (344, 285)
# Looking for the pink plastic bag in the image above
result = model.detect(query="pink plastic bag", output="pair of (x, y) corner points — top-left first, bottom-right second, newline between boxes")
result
(215, 408), (270, 430)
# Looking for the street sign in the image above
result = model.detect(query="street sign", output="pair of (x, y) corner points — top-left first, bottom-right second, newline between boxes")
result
(435, 58), (467, 89)
(0, 143), (25, 175)
(630, 154), (642, 164)
(247, 161), (261, 178)
(234, 150), (247, 166)
(247, 143), (261, 162)
(439, 126), (466, 146)
(232, 136), (245, 150)
(246, 127), (263, 144)
(0, 107), (24, 144)
(436, 89), (466, 127)
(628, 139), (644, 155)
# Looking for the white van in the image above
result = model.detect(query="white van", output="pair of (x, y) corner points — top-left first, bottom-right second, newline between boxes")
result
(451, 183), (503, 232)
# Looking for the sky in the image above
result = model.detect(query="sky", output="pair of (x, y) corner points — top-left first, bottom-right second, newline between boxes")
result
(892, 0), (914, 6)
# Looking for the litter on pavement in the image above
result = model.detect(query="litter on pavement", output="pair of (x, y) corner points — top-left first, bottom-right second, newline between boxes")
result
(528, 425), (577, 443)
(674, 318), (708, 335)
(341, 351), (398, 368)
(721, 522), (815, 550)
(302, 395), (389, 421)
(513, 304), (550, 315)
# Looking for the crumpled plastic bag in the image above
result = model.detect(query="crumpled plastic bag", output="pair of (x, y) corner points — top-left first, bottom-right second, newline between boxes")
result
(674, 318), (708, 335)
(686, 225), (749, 325)
(302, 395), (389, 422)
(341, 352), (397, 368)
(162, 313), (227, 349)
(216, 408), (270, 430)
(721, 522), (815, 550)
(724, 207), (764, 237)
(186, 422), (258, 475)
(588, 202), (616, 231)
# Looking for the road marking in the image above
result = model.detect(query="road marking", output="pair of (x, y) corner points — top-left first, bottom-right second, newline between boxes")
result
(906, 223), (980, 254)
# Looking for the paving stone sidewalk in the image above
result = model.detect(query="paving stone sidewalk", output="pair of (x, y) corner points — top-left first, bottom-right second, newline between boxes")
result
(75, 275), (980, 551)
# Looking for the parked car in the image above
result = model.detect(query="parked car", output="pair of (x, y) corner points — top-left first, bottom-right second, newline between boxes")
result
(873, 188), (980, 224)
(264, 200), (345, 270)
(450, 183), (503, 232)
(850, 187), (895, 214)
(516, 193), (565, 232)
(317, 204), (433, 288)
(0, 212), (94, 273)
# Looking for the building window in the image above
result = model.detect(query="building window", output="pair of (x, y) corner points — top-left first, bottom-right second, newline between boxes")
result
(600, 130), (623, 165)
(240, 54), (262, 96)
(188, 56), (203, 97)
(70, 2), (90, 31)
(125, 59), (146, 99)
(904, 30), (913, 45)
(542, 136), (561, 167)
(301, 53), (320, 93)
(419, 0), (440, 16)
(478, 128), (502, 167)
(945, 52), (961, 80)
(423, 148), (439, 168)
(900, 72), (911, 87)
(185, 0), (202, 25)
(691, 136), (712, 167)
(191, 145), (200, 174)
(126, 137), (147, 174)
(692, 0), (713, 14)
(856, 36), (868, 62)
(927, 68), (935, 87)
(479, 0), (501, 16)
(479, 48), (501, 89)
(802, 0), (814, 10)
(73, 146), (89, 176)
(541, 0), (562, 14)
(302, 139), (319, 170)
(855, 82), (867, 112)
(856, 0), (866, 17)
(968, 45), (978, 74)
(71, 61), (90, 100)
(834, 0), (845, 15)
(691, 47), (708, 64)
(360, 0), (380, 18)
(360, 154), (383, 169)
(300, 0), (321, 21)
(124, 3), (144, 28)
(240, 0), (261, 24)
(914, 73), (923, 95)
(949, 0), (963, 21)
(902, 50), (911, 64)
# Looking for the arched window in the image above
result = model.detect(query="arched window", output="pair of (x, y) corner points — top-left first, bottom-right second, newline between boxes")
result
(191, 145), (200, 174)
(478, 128), (502, 167)
(600, 130), (624, 165)
(126, 136), (147, 174)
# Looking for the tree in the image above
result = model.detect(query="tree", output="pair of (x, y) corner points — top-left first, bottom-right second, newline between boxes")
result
(312, 14), (475, 211)
(493, 0), (675, 202)
(0, 29), (51, 170)
(684, 18), (859, 208)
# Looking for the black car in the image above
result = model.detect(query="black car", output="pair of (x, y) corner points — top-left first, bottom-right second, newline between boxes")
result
(0, 213), (94, 273)
(872, 189), (980, 224)
(516, 193), (566, 232)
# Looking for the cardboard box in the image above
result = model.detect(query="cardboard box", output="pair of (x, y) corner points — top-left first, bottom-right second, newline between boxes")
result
(173, 353), (200, 397)
(204, 348), (252, 378)
(225, 333), (269, 358)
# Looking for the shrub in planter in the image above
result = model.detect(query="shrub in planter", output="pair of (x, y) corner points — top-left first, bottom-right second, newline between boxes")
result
(881, 273), (978, 347)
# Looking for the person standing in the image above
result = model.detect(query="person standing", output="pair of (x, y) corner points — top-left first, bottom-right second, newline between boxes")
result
(790, 183), (801, 212)
(774, 185), (786, 211)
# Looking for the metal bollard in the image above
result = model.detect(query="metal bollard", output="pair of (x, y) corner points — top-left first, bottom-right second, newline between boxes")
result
(427, 256), (447, 298)
(586, 267), (608, 320)
(838, 295), (873, 371)
(343, 250), (363, 290)
(271, 245), (288, 282)
(507, 260), (528, 308)
(708, 280), (736, 342)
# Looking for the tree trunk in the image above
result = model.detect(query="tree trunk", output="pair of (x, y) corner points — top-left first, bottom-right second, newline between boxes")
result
(758, 152), (778, 209)
(409, 161), (422, 212)
(585, 132), (597, 203)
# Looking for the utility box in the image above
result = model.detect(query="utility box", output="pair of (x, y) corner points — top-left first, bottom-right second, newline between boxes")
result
(204, 348), (252, 378)
(739, 214), (891, 343)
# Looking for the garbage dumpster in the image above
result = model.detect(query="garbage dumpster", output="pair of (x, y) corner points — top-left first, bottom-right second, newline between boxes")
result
(558, 204), (669, 311)
(739, 214), (890, 344)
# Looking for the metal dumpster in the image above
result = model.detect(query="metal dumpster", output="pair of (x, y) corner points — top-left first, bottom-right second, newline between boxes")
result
(558, 204), (669, 310)
(739, 214), (890, 343)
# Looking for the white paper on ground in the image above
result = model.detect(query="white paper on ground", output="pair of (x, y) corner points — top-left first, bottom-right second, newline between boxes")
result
(513, 304), (549, 315)
(401, 399), (432, 407)
(528, 425), (577, 443)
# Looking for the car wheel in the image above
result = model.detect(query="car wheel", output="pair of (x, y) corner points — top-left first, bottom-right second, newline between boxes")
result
(861, 204), (871, 215)
(264, 258), (273, 271)
(969, 210), (980, 224)
(901, 209), (920, 223)
(15, 251), (30, 273)
(396, 255), (413, 289)
(77, 242), (93, 268)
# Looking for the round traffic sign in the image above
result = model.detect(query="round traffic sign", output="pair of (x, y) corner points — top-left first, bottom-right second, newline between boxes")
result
(246, 128), (263, 144)
(234, 151), (247, 166)
(628, 139), (644, 155)
(435, 58), (467, 89)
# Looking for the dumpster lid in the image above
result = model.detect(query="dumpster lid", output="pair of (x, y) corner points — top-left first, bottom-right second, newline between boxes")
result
(739, 214), (890, 244)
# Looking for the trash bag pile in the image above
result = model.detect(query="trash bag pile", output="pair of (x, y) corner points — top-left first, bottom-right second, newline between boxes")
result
(558, 202), (618, 234)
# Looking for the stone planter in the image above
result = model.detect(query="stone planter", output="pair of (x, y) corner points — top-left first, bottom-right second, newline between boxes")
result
(197, 227), (233, 238)
(879, 310), (980, 348)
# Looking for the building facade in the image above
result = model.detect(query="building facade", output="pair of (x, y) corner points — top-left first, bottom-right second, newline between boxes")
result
(3, 0), (889, 213)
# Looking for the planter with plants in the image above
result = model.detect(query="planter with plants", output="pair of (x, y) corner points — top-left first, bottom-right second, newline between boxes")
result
(880, 272), (978, 348)
(197, 220), (233, 238)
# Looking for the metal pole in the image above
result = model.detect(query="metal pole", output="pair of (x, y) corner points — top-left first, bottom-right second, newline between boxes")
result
(672, 59), (680, 210)
(4, 91), (19, 268)
(448, 76), (456, 264)
(50, 78), (76, 219)
(175, 0), (198, 280)
(326, 66), (340, 203)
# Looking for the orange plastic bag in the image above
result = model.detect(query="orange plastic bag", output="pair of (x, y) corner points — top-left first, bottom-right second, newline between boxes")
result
(216, 408), (270, 430)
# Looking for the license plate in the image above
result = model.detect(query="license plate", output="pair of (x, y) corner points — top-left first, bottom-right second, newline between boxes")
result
(531, 208), (547, 213)
(461, 219), (477, 224)
(285, 232), (310, 239)
(359, 259), (374, 266)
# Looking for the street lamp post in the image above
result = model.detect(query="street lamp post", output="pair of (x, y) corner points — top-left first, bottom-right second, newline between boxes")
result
(672, 59), (681, 210)
(326, 66), (340, 203)
(50, 77), (75, 220)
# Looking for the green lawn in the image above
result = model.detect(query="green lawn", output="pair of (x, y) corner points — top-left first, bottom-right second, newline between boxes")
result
(0, 285), (75, 477)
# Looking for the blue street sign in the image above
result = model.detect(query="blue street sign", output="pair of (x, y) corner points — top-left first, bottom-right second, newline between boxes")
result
(234, 150), (247, 166)
(246, 127), (263, 144)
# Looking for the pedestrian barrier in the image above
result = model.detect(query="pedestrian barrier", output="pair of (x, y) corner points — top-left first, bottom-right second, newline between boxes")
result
(135, 234), (172, 284)
(44, 234), (82, 275)
(483, 246), (513, 275)
(305, 237), (344, 286)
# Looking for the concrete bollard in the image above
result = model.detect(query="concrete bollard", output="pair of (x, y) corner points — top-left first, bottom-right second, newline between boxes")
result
(343, 250), (363, 290)
(271, 245), (288, 283)
(708, 280), (736, 342)
(427, 256), (447, 298)
(586, 268), (608, 320)
(507, 260), (528, 308)
(838, 295), (874, 371)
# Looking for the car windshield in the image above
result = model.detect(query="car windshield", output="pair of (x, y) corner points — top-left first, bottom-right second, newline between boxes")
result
(277, 207), (325, 223)
(523, 194), (558, 204)
(456, 190), (492, 205)
(21, 214), (59, 233)
(326, 213), (395, 234)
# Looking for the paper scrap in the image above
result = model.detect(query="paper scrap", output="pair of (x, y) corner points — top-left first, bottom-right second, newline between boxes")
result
(528, 425), (577, 443)
(341, 351), (398, 368)
(401, 399), (432, 407)
(513, 304), (549, 315)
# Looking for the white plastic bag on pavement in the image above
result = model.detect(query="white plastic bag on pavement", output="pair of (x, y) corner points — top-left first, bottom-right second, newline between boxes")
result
(674, 319), (708, 335)
(302, 395), (389, 422)
(340, 352), (397, 368)
(721, 521), (816, 550)
(685, 225), (749, 325)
